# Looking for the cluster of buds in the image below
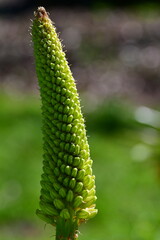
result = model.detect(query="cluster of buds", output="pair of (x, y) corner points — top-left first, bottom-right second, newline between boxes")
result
(32, 6), (97, 238)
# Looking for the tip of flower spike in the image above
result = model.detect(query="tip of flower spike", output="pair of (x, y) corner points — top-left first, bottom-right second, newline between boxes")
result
(34, 6), (48, 19)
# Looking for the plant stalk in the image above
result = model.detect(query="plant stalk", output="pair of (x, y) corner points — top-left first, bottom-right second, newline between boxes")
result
(56, 217), (78, 240)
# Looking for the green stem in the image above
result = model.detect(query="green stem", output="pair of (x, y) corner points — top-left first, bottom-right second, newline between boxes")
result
(56, 217), (78, 240)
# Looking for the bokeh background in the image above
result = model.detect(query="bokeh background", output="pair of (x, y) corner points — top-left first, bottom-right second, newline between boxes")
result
(1, 0), (160, 239)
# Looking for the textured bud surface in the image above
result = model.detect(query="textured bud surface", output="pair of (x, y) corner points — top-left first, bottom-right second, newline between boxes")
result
(32, 6), (97, 234)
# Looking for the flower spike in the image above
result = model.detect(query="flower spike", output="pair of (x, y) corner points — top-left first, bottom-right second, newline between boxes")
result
(32, 6), (97, 239)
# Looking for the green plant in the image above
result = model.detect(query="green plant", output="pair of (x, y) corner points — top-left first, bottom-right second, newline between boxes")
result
(31, 7), (97, 240)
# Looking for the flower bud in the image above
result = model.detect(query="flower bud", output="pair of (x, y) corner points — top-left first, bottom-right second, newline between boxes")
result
(41, 189), (52, 202)
(40, 201), (59, 216)
(66, 190), (74, 202)
(77, 170), (85, 181)
(54, 199), (65, 210)
(36, 209), (55, 224)
(65, 165), (72, 176)
(73, 196), (83, 208)
(83, 196), (97, 208)
(60, 209), (70, 219)
(32, 6), (97, 227)
(77, 209), (90, 219)
(69, 178), (76, 189)
(75, 182), (83, 193)
(50, 188), (59, 199)
(88, 208), (98, 219)
(59, 187), (66, 198)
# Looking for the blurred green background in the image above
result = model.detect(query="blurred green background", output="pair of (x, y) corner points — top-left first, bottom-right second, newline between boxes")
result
(1, 1), (160, 239)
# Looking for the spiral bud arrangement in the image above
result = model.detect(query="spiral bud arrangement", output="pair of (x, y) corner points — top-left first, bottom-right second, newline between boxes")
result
(32, 7), (97, 239)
